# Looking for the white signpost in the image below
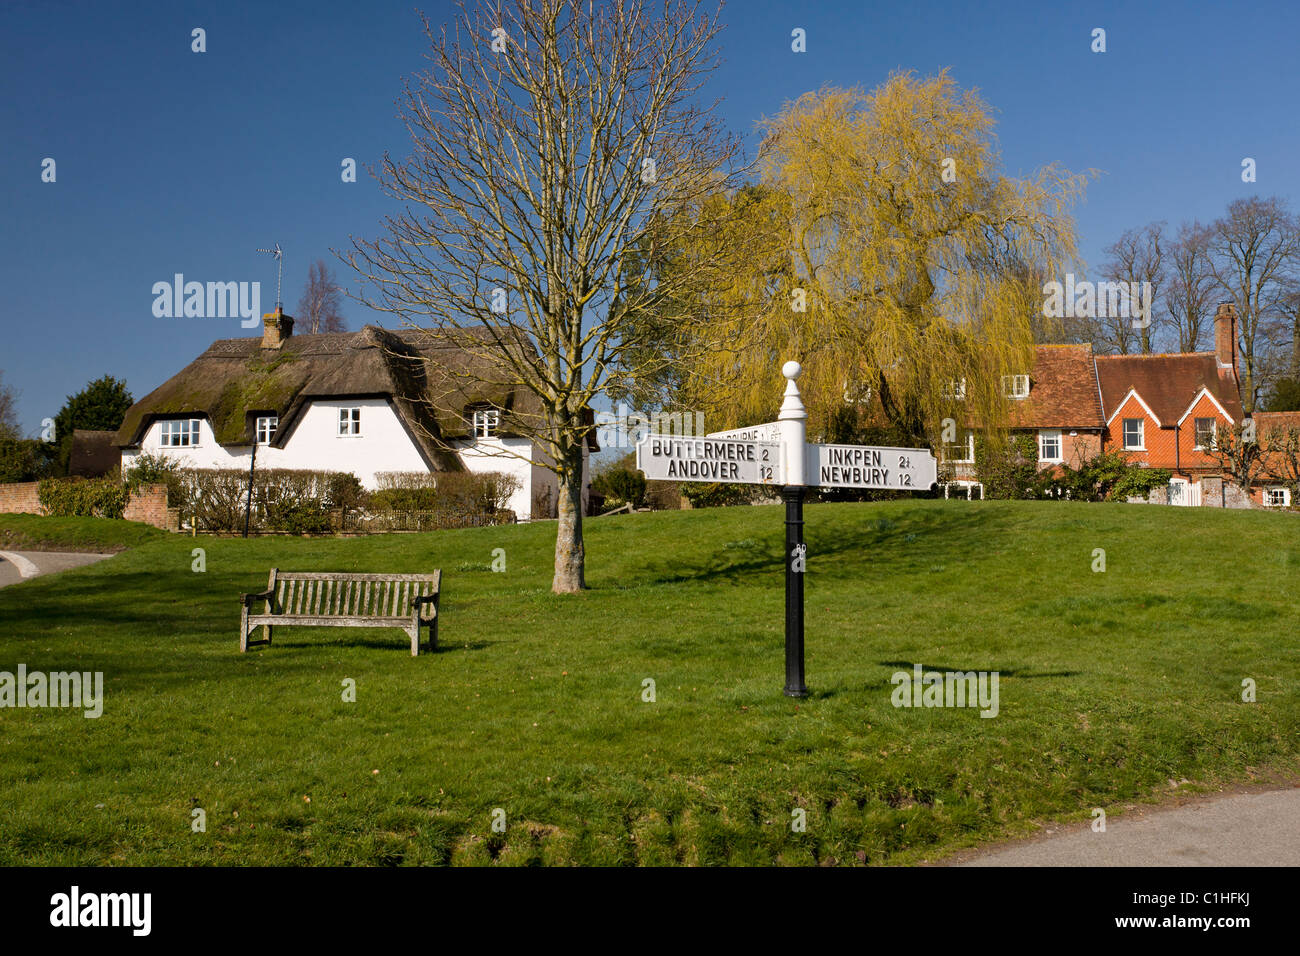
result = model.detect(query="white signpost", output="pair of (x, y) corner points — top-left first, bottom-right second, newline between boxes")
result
(635, 436), (781, 485)
(635, 361), (939, 697)
(806, 444), (938, 491)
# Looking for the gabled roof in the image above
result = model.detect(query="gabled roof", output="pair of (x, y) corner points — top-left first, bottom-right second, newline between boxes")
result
(1007, 344), (1105, 429)
(115, 325), (568, 469)
(1094, 352), (1242, 426)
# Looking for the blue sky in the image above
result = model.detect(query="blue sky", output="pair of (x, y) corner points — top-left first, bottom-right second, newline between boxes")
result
(2, 0), (1297, 433)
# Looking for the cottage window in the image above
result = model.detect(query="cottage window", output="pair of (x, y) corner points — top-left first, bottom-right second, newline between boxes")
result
(1003, 375), (1030, 399)
(256, 416), (278, 445)
(160, 419), (201, 447)
(338, 407), (361, 436)
(473, 408), (500, 439)
(1123, 418), (1144, 450)
(944, 430), (975, 464)
(944, 379), (966, 401)
(1264, 487), (1291, 508)
(1193, 417), (1216, 450)
(1038, 429), (1063, 463)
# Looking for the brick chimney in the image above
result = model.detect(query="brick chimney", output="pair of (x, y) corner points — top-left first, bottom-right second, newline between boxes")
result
(261, 307), (294, 349)
(1214, 302), (1237, 373)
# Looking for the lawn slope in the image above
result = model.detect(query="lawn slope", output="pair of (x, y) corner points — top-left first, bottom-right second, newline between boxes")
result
(0, 500), (1297, 865)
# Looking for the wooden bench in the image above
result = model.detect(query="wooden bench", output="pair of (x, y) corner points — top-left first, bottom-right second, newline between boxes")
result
(239, 569), (441, 656)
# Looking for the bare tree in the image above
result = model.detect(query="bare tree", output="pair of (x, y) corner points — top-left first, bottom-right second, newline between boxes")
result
(1100, 222), (1165, 354)
(1260, 420), (1300, 500)
(1208, 196), (1300, 411)
(1203, 420), (1268, 494)
(1165, 220), (1215, 353)
(347, 0), (744, 593)
(296, 259), (348, 333)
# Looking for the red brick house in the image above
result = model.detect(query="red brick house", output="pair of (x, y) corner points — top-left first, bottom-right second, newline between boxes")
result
(944, 303), (1282, 507)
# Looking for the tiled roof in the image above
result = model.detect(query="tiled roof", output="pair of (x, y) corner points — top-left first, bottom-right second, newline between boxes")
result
(1007, 344), (1105, 429)
(1094, 353), (1243, 425)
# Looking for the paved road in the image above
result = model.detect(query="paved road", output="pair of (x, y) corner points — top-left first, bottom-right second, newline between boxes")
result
(0, 550), (115, 588)
(952, 786), (1300, 866)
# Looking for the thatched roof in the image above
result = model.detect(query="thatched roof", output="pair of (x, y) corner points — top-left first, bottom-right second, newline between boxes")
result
(115, 324), (577, 470)
(68, 429), (120, 477)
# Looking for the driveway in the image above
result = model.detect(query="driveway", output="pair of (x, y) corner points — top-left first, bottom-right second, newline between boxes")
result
(949, 784), (1300, 866)
(0, 550), (115, 588)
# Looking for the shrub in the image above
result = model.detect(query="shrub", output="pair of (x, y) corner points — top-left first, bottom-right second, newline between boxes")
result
(124, 452), (188, 511)
(0, 435), (57, 483)
(37, 477), (126, 518)
(1038, 451), (1172, 502)
(434, 471), (521, 512)
(592, 454), (646, 508)
(974, 433), (1041, 499)
(325, 472), (368, 515)
(372, 472), (438, 511)
(179, 468), (250, 531)
(679, 481), (770, 508)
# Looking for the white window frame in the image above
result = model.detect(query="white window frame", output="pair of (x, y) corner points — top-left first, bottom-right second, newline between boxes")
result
(944, 429), (975, 464)
(160, 419), (201, 447)
(1193, 417), (1217, 451)
(1003, 374), (1030, 399)
(338, 407), (361, 437)
(1122, 418), (1145, 450)
(944, 379), (967, 401)
(1038, 428), (1063, 463)
(255, 415), (278, 445)
(1264, 487), (1291, 508)
(472, 408), (500, 439)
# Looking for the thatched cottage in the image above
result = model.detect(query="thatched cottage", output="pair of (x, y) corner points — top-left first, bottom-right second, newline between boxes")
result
(114, 310), (594, 520)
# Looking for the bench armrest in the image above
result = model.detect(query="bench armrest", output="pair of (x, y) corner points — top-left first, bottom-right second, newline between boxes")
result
(411, 594), (439, 609)
(240, 590), (274, 607)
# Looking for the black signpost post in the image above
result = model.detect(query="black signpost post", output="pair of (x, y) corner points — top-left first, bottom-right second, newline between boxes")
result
(782, 484), (807, 697)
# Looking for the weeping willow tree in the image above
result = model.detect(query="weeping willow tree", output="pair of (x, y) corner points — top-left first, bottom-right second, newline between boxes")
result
(624, 71), (1091, 450)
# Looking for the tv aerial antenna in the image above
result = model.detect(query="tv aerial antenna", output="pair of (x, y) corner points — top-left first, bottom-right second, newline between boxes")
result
(256, 243), (284, 310)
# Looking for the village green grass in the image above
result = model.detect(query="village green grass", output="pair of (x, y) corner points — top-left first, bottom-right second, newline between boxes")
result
(0, 500), (1297, 866)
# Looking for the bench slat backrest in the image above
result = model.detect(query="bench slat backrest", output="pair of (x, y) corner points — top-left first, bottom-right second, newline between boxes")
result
(271, 571), (440, 618)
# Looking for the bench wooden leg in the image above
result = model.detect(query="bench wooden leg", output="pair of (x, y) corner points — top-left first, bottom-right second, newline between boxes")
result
(239, 606), (250, 652)
(410, 622), (420, 657)
(264, 623), (273, 646)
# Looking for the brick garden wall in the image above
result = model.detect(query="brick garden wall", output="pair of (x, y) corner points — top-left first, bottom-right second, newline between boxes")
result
(0, 481), (174, 530)
(123, 484), (173, 529)
(0, 482), (42, 515)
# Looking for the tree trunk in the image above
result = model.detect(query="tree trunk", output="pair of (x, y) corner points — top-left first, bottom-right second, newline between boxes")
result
(552, 443), (586, 593)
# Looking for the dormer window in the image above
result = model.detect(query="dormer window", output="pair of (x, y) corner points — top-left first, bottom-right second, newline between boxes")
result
(160, 419), (201, 447)
(256, 415), (278, 445)
(473, 408), (500, 439)
(1003, 375), (1030, 399)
